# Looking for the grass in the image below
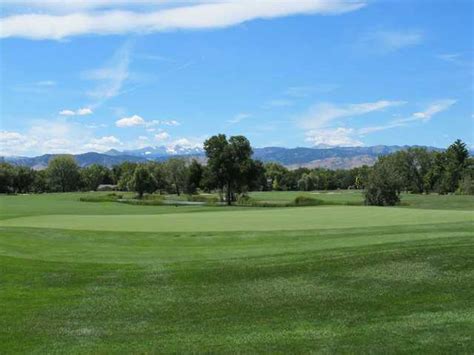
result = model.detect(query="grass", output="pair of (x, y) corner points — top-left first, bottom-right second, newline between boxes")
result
(1, 206), (472, 232)
(250, 190), (474, 210)
(0, 191), (473, 352)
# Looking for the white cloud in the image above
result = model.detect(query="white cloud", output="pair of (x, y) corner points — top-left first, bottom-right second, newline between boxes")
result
(166, 137), (204, 153)
(59, 109), (75, 116)
(84, 135), (122, 152)
(162, 120), (180, 126)
(0, 120), (126, 156)
(299, 100), (405, 129)
(361, 30), (423, 53)
(115, 115), (178, 128)
(115, 114), (145, 127)
(305, 128), (363, 147)
(76, 107), (93, 115)
(155, 131), (170, 142)
(0, 1), (367, 40)
(0, 131), (34, 156)
(59, 107), (93, 116)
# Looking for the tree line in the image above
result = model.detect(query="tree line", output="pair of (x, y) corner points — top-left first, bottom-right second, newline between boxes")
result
(1, 136), (472, 205)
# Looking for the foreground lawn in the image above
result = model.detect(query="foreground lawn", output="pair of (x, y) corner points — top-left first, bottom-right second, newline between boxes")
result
(0, 192), (473, 352)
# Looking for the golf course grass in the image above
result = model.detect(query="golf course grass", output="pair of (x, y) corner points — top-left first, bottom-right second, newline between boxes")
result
(1, 191), (473, 352)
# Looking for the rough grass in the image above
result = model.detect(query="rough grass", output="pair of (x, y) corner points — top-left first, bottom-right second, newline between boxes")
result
(249, 190), (474, 210)
(0, 192), (473, 352)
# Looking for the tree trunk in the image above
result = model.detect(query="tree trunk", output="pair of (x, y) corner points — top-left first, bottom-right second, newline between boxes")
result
(226, 182), (232, 205)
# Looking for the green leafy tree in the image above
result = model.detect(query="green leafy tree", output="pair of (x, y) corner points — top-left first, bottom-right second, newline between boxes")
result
(243, 159), (267, 192)
(265, 163), (289, 191)
(204, 134), (255, 205)
(165, 158), (188, 196)
(81, 164), (110, 191)
(47, 155), (81, 192)
(32, 170), (50, 193)
(129, 164), (157, 198)
(0, 162), (15, 193)
(443, 139), (469, 192)
(185, 160), (203, 194)
(13, 166), (35, 193)
(364, 157), (402, 206)
(148, 162), (168, 194)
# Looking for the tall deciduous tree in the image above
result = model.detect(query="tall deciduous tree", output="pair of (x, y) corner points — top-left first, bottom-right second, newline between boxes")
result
(165, 158), (188, 196)
(81, 164), (110, 191)
(204, 134), (255, 205)
(129, 164), (157, 198)
(47, 156), (80, 192)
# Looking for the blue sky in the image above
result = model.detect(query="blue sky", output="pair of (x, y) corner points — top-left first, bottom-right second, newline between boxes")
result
(0, 0), (472, 156)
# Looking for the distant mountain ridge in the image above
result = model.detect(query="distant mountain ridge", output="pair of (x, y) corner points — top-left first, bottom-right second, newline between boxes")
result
(2, 145), (444, 170)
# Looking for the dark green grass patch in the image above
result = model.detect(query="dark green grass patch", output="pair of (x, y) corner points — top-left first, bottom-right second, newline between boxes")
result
(0, 223), (473, 353)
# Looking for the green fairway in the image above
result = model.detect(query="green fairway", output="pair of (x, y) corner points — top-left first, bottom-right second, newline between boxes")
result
(1, 192), (473, 352)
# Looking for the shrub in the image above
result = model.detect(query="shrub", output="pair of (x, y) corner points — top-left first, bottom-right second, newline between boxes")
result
(186, 194), (219, 204)
(139, 194), (165, 201)
(79, 193), (122, 203)
(293, 195), (325, 206)
(118, 199), (164, 206)
(236, 194), (253, 205)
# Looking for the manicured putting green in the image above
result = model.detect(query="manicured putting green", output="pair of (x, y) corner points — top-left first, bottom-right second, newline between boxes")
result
(1, 206), (472, 232)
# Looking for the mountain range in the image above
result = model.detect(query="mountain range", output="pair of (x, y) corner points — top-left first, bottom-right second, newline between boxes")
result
(2, 145), (444, 170)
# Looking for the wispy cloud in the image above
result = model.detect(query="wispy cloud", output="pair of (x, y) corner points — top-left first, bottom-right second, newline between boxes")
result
(0, 1), (367, 40)
(437, 53), (474, 75)
(299, 99), (405, 146)
(299, 100), (406, 130)
(263, 99), (294, 109)
(300, 99), (455, 147)
(285, 84), (338, 97)
(358, 99), (457, 135)
(411, 99), (457, 121)
(227, 113), (251, 124)
(35, 80), (56, 86)
(360, 30), (423, 53)
(84, 42), (132, 107)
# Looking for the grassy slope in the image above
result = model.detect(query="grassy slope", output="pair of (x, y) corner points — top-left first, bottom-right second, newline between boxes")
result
(0, 192), (473, 352)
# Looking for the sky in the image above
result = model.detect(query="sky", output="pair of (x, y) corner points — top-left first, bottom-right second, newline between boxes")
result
(0, 0), (473, 157)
